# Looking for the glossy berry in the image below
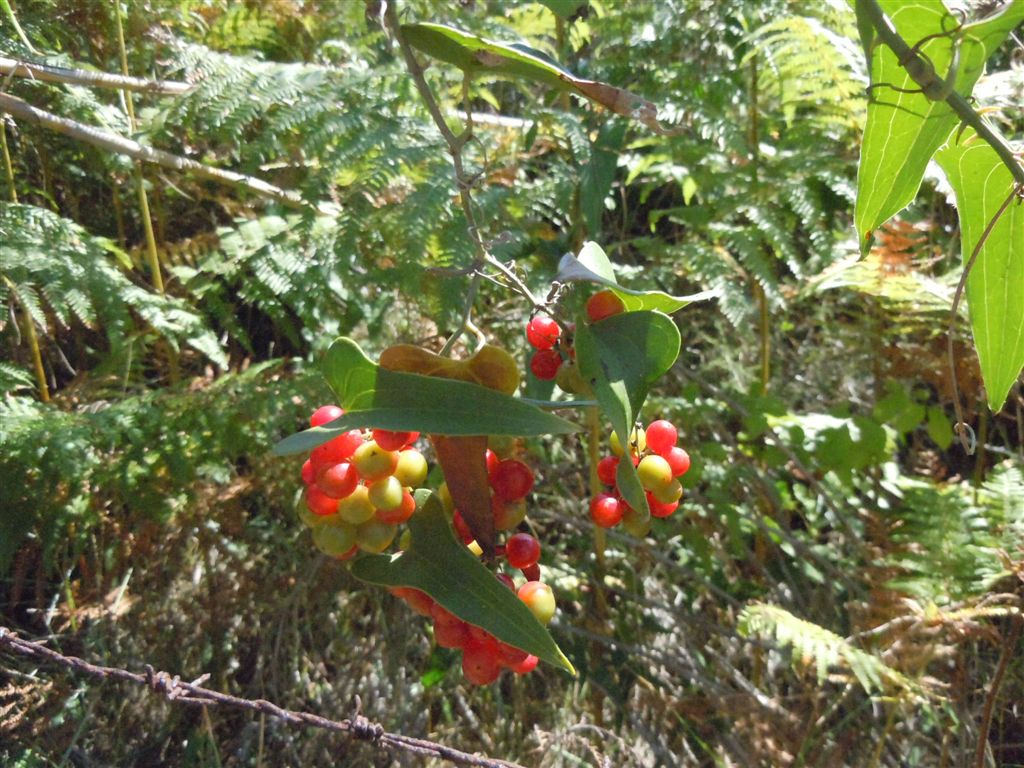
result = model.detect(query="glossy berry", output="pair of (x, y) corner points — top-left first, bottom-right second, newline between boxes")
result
(586, 289), (626, 323)
(530, 349), (562, 380)
(511, 654), (539, 675)
(305, 485), (339, 517)
(312, 521), (356, 556)
(452, 510), (473, 542)
(596, 455), (619, 486)
(393, 448), (428, 487)
(665, 446), (691, 477)
(492, 497), (527, 530)
(637, 454), (673, 492)
(518, 581), (556, 625)
(300, 458), (315, 485)
(310, 405), (343, 428)
(609, 427), (646, 458)
(337, 485), (376, 525)
(647, 491), (679, 518)
(497, 641), (529, 667)
(352, 440), (399, 481)
(372, 428), (419, 451)
(316, 461), (359, 499)
(355, 519), (397, 553)
(526, 315), (561, 350)
(462, 638), (501, 685)
(650, 478), (683, 505)
(367, 475), (404, 511)
(310, 430), (364, 471)
(489, 459), (534, 502)
(394, 587), (434, 617)
(376, 489), (417, 525)
(505, 533), (541, 569)
(485, 448), (499, 476)
(590, 493), (624, 528)
(645, 419), (678, 456)
(434, 617), (469, 649)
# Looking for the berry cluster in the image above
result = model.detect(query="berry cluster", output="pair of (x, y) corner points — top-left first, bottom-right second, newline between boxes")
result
(390, 569), (553, 684)
(526, 289), (627, 385)
(589, 419), (691, 529)
(298, 405), (427, 559)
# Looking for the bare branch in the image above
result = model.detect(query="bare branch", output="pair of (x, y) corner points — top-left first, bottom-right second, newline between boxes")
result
(0, 92), (323, 213)
(0, 56), (191, 95)
(0, 627), (525, 768)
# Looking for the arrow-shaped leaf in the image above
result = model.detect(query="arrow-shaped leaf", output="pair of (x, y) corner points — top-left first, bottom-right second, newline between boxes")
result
(352, 490), (576, 674)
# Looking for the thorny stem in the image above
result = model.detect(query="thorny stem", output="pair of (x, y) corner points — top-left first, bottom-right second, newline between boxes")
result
(383, 1), (543, 356)
(946, 185), (1020, 453)
(0, 627), (527, 768)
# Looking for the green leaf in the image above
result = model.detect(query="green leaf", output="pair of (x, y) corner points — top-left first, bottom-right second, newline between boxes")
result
(580, 122), (626, 237)
(575, 311), (681, 512)
(854, 0), (1024, 241)
(352, 490), (576, 674)
(556, 241), (716, 313)
(273, 338), (579, 455)
(538, 0), (588, 20)
(401, 23), (664, 129)
(935, 130), (1024, 412)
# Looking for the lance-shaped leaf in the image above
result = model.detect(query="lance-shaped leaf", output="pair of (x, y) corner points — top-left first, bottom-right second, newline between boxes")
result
(273, 338), (579, 455)
(556, 241), (716, 314)
(401, 23), (670, 132)
(352, 490), (576, 674)
(854, 0), (1024, 243)
(935, 130), (1024, 412)
(575, 311), (681, 513)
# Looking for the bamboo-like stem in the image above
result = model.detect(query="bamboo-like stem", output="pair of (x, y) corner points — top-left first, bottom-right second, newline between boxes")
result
(1, 117), (16, 202)
(0, 0), (37, 53)
(0, 55), (191, 94)
(4, 277), (50, 402)
(0, 92), (316, 211)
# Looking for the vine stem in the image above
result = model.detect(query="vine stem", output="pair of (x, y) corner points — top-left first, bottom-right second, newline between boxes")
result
(0, 627), (527, 768)
(383, 0), (543, 356)
(946, 185), (1019, 453)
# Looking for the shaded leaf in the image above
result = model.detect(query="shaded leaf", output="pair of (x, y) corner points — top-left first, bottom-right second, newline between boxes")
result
(935, 129), (1024, 412)
(575, 311), (681, 512)
(431, 434), (494, 556)
(352, 490), (576, 674)
(273, 338), (579, 455)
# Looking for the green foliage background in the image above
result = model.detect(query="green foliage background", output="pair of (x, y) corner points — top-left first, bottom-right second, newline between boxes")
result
(1, 1), (1021, 766)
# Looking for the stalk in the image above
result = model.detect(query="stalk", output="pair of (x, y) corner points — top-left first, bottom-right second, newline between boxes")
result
(1, 118), (17, 202)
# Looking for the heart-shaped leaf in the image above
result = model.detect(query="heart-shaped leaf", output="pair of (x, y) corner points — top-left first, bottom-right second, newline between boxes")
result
(935, 130), (1024, 413)
(575, 311), (681, 513)
(854, 0), (1024, 243)
(352, 490), (576, 674)
(401, 23), (671, 133)
(274, 338), (579, 455)
(556, 242), (716, 313)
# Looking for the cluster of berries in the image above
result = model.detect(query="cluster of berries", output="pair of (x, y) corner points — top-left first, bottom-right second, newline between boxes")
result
(390, 566), (554, 685)
(525, 289), (627, 383)
(589, 419), (691, 529)
(298, 405), (428, 559)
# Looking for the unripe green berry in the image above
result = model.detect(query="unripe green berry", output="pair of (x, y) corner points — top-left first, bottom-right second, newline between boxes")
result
(337, 485), (376, 525)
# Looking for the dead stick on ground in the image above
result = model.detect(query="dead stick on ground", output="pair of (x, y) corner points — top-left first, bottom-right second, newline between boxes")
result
(0, 627), (525, 768)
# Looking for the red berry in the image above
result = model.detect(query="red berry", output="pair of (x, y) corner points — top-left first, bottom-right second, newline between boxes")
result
(393, 587), (434, 616)
(376, 489), (416, 524)
(645, 419), (678, 456)
(596, 455), (619, 486)
(511, 654), (539, 675)
(586, 289), (626, 323)
(590, 493), (624, 528)
(316, 462), (359, 499)
(434, 617), (469, 649)
(526, 315), (561, 351)
(300, 459), (315, 485)
(646, 491), (679, 518)
(462, 638), (501, 685)
(530, 349), (562, 380)
(485, 449), (499, 476)
(452, 510), (473, 542)
(310, 405), (343, 428)
(305, 485), (339, 517)
(496, 573), (516, 590)
(505, 533), (541, 569)
(496, 641), (529, 667)
(665, 446), (691, 477)
(489, 459), (534, 502)
(520, 563), (541, 581)
(372, 428), (419, 451)
(310, 430), (364, 471)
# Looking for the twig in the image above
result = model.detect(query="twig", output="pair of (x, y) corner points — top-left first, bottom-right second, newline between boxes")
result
(859, 0), (1024, 187)
(0, 56), (191, 95)
(383, 0), (544, 355)
(946, 185), (1020, 452)
(0, 627), (525, 768)
(0, 92), (320, 212)
(973, 615), (1023, 768)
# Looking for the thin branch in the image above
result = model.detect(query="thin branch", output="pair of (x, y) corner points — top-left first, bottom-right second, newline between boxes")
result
(946, 185), (1020, 452)
(0, 92), (321, 212)
(973, 615), (1023, 768)
(859, 0), (1024, 187)
(0, 627), (525, 768)
(0, 56), (191, 95)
